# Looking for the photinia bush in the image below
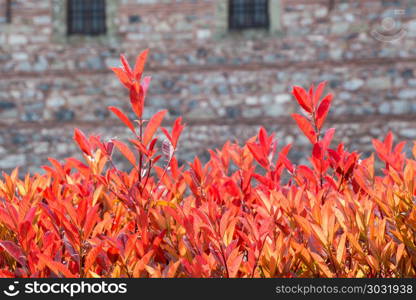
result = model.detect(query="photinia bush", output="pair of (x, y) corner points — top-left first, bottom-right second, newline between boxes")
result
(0, 50), (415, 278)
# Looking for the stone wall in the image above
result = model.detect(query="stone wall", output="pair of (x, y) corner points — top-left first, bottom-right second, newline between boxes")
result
(0, 0), (415, 173)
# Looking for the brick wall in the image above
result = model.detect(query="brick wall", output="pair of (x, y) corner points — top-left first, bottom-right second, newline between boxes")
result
(0, 0), (415, 173)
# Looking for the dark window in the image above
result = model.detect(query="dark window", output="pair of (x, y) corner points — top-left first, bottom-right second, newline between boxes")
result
(129, 15), (141, 24)
(2, 0), (12, 23)
(67, 0), (106, 36)
(229, 0), (269, 30)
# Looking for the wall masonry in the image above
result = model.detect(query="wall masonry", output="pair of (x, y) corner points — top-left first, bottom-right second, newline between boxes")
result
(0, 0), (415, 173)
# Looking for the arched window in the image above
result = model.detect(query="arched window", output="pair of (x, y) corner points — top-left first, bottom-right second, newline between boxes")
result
(228, 0), (269, 30)
(67, 0), (106, 35)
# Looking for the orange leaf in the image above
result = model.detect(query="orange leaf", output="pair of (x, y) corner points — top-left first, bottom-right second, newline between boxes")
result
(143, 110), (167, 146)
(133, 250), (154, 277)
(113, 140), (137, 166)
(111, 67), (132, 89)
(366, 255), (380, 272)
(311, 223), (327, 246)
(108, 106), (136, 133)
(226, 247), (243, 278)
(310, 252), (334, 277)
(166, 260), (181, 278)
(336, 233), (346, 265)
(294, 215), (312, 236)
(396, 243), (405, 263)
(347, 233), (365, 257)
(84, 245), (102, 274)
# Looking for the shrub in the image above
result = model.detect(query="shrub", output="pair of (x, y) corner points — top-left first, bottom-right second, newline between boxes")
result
(0, 50), (415, 278)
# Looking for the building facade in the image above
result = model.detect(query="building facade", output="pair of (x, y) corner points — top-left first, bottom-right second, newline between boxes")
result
(0, 0), (415, 173)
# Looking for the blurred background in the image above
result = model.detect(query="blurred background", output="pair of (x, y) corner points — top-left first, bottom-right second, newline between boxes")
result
(0, 0), (415, 174)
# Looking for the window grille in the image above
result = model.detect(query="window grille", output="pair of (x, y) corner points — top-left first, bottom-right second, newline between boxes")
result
(229, 0), (269, 30)
(67, 0), (106, 35)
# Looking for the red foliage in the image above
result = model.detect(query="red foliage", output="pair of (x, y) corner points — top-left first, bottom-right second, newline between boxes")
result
(0, 51), (415, 278)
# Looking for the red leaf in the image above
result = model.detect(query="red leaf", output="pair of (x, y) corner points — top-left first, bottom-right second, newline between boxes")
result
(130, 83), (144, 118)
(0, 241), (26, 266)
(84, 244), (102, 273)
(111, 67), (132, 89)
(394, 141), (406, 154)
(247, 143), (269, 168)
(312, 143), (323, 159)
(48, 157), (66, 179)
(89, 135), (107, 156)
(108, 106), (136, 133)
(313, 81), (327, 107)
(328, 148), (341, 163)
(291, 114), (317, 144)
(130, 139), (150, 156)
(189, 157), (203, 182)
(107, 247), (119, 264)
(292, 86), (312, 113)
(384, 131), (394, 153)
(73, 128), (92, 156)
(258, 127), (267, 144)
(148, 138), (158, 152)
(344, 153), (358, 177)
(161, 128), (172, 144)
(65, 157), (90, 176)
(38, 253), (75, 278)
(372, 139), (388, 161)
(142, 76), (152, 98)
(120, 54), (133, 78)
(134, 49), (149, 81)
(84, 205), (100, 238)
(0, 208), (15, 230)
(113, 140), (137, 166)
(297, 165), (317, 185)
(322, 128), (335, 150)
(171, 117), (184, 148)
(162, 117), (184, 149)
(277, 144), (293, 172)
(316, 94), (333, 129)
(309, 84), (314, 107)
(0, 270), (15, 278)
(143, 110), (167, 146)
